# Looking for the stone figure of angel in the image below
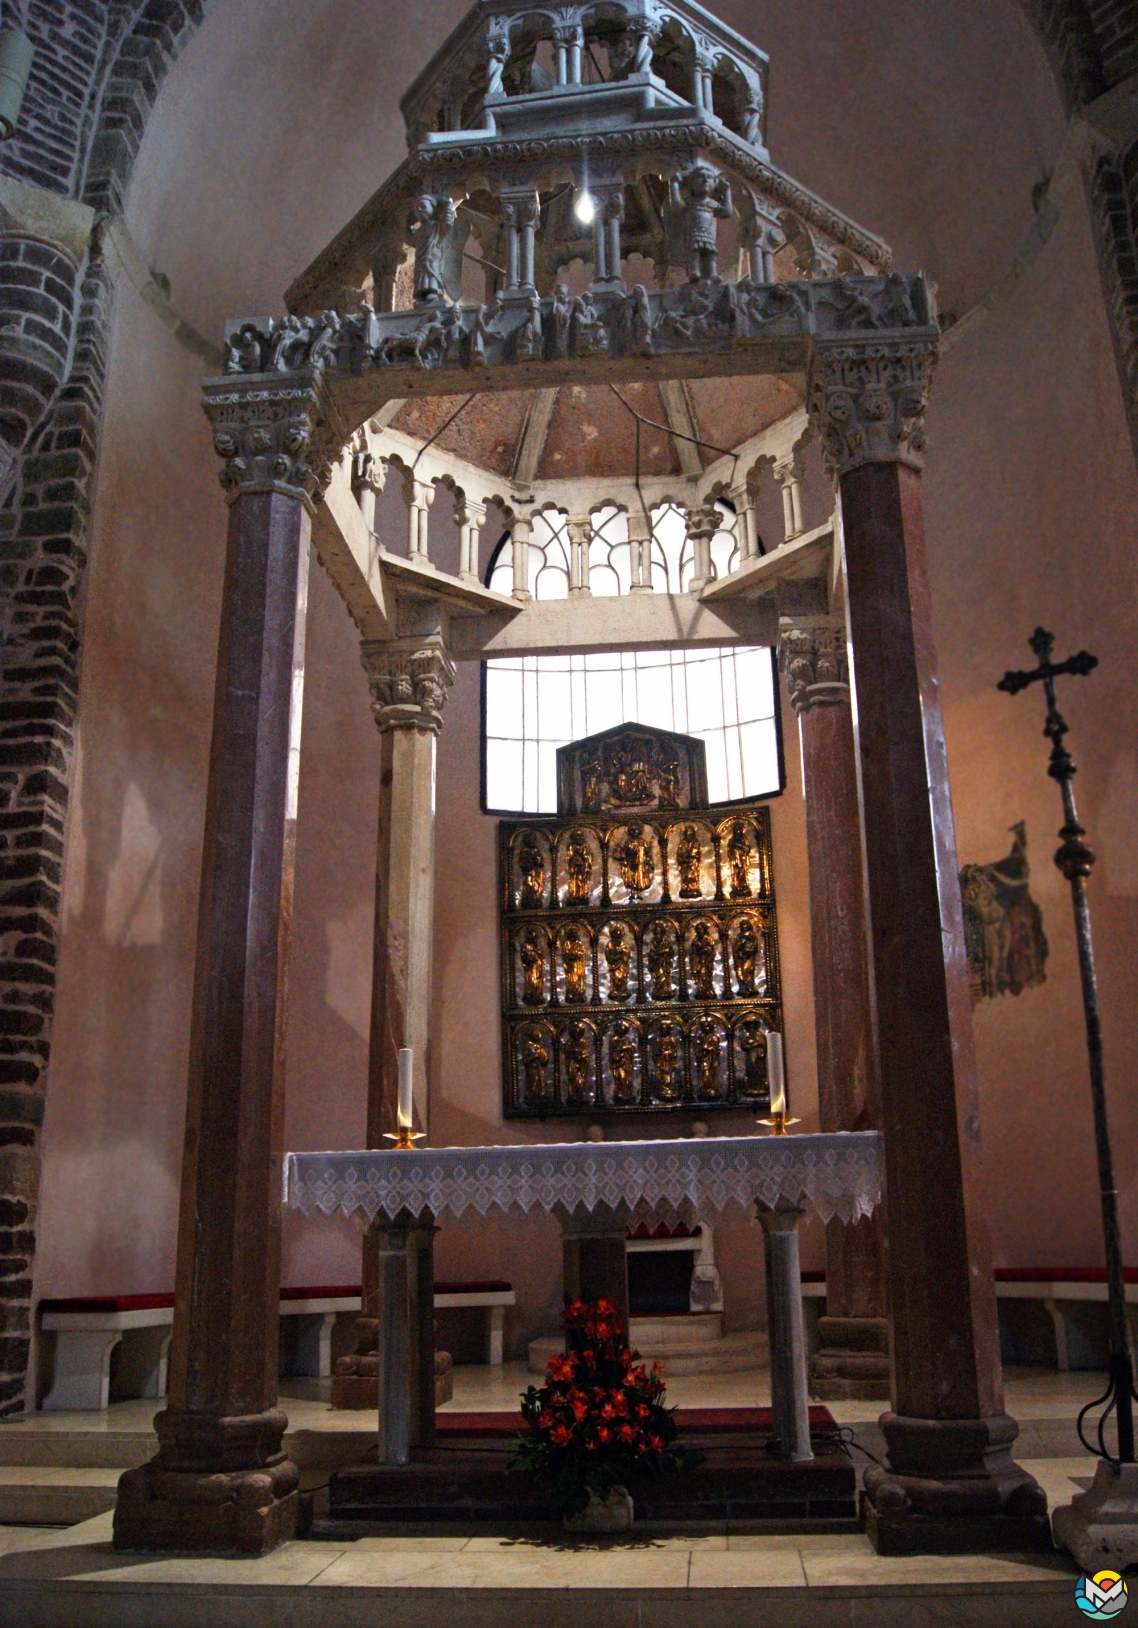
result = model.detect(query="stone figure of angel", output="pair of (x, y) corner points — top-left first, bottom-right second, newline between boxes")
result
(550, 283), (572, 359)
(623, 283), (654, 356)
(409, 192), (456, 305)
(570, 292), (608, 357)
(227, 322), (265, 374)
(265, 314), (305, 372)
(514, 292), (544, 361)
(306, 310), (342, 370)
(671, 161), (732, 282)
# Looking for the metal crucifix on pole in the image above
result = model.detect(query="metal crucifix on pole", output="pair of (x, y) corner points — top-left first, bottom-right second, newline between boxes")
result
(998, 626), (1135, 1466)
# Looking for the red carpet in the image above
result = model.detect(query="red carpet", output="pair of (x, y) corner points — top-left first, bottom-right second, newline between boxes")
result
(436, 1405), (838, 1436)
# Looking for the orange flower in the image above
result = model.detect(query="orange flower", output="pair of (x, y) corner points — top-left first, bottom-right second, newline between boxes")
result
(619, 1423), (635, 1443)
(597, 1425), (612, 1443)
(571, 1397), (588, 1422)
(550, 1424), (571, 1446)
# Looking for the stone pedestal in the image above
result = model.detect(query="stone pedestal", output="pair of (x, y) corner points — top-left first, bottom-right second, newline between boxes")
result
(812, 341), (1048, 1553)
(557, 1203), (630, 1329)
(781, 622), (888, 1401)
(115, 376), (326, 1554)
(758, 1202), (813, 1463)
(1053, 1459), (1138, 1572)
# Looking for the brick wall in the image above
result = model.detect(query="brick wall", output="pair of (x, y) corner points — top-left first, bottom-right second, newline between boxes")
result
(0, 0), (210, 1416)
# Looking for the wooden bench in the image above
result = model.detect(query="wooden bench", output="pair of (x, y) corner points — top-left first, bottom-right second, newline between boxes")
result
(795, 1269), (1138, 1371)
(39, 1279), (517, 1408)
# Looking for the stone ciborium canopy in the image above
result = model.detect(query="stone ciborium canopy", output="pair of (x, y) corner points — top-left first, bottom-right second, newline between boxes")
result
(211, 0), (937, 553)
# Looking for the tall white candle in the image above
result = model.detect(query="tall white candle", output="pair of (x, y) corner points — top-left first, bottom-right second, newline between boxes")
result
(397, 1048), (414, 1130)
(767, 1030), (786, 1118)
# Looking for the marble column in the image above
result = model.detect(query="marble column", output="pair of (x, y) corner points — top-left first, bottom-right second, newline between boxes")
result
(809, 339), (1048, 1552)
(331, 627), (454, 1420)
(115, 372), (333, 1554)
(780, 622), (888, 1402)
(758, 1203), (813, 1463)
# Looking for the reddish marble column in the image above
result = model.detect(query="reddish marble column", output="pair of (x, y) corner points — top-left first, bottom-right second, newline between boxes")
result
(780, 623), (888, 1401)
(332, 632), (453, 1435)
(811, 340), (1047, 1553)
(114, 374), (328, 1552)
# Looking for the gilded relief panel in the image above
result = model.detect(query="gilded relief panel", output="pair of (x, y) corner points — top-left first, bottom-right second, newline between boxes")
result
(500, 723), (784, 1119)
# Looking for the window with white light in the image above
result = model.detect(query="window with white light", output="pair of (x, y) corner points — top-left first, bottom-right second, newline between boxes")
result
(482, 505), (783, 815)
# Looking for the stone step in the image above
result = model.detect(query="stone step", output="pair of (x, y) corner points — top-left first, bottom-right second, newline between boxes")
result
(0, 1466), (123, 1525)
(0, 1426), (155, 1469)
(630, 1312), (724, 1347)
(528, 1328), (769, 1376)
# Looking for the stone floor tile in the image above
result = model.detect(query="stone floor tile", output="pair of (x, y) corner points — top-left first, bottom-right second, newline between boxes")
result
(688, 1547), (807, 1587)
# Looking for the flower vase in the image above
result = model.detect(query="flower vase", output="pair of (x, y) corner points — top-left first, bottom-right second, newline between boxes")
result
(563, 1485), (634, 1533)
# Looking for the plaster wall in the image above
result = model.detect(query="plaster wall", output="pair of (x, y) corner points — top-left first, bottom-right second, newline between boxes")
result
(27, 0), (1138, 1371)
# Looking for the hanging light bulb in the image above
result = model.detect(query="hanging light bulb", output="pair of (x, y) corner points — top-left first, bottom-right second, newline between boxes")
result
(574, 189), (596, 225)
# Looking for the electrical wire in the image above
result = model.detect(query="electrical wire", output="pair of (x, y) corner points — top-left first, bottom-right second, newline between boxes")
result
(411, 393), (478, 471)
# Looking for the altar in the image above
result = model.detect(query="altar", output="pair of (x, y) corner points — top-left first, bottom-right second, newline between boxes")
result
(286, 1130), (882, 1483)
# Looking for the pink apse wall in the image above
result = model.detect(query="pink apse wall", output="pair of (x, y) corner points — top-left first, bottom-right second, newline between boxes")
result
(28, 0), (1138, 1371)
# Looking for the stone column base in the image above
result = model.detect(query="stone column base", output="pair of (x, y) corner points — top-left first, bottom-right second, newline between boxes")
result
(863, 1412), (1050, 1555)
(1053, 1459), (1138, 1572)
(113, 1409), (299, 1555)
(809, 1316), (891, 1401)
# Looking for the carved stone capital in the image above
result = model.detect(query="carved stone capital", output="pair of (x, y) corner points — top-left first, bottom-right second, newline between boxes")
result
(779, 623), (850, 714)
(808, 338), (936, 479)
(360, 634), (456, 735)
(202, 373), (338, 513)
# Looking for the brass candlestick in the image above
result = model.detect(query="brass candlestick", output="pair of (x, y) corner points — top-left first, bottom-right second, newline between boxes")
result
(383, 1127), (426, 1150)
(757, 1109), (800, 1136)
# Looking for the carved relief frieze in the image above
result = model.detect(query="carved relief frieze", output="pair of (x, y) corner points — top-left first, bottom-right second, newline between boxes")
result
(360, 634), (456, 734)
(500, 723), (782, 1118)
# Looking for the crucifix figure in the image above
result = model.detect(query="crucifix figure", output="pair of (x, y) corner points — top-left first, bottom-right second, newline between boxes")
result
(998, 629), (1133, 1467)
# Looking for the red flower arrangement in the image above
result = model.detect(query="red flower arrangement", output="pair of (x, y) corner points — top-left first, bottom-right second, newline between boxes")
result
(512, 1298), (703, 1515)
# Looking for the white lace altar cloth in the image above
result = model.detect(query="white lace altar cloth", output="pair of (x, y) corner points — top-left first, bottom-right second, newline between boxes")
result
(283, 1132), (881, 1228)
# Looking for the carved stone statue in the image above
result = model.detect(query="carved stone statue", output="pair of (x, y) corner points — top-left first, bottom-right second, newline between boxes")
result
(571, 291), (608, 357)
(651, 1022), (681, 1100)
(737, 1020), (768, 1097)
(514, 291), (544, 361)
(409, 192), (456, 305)
(618, 822), (654, 897)
(551, 283), (572, 359)
(564, 829), (592, 903)
(732, 915), (761, 997)
(677, 825), (703, 898)
(624, 283), (654, 356)
(647, 927), (674, 1001)
(563, 1020), (592, 1106)
(485, 28), (509, 96)
(518, 832), (545, 907)
(521, 1031), (550, 1104)
(561, 925), (587, 1004)
(608, 1020), (636, 1104)
(727, 819), (752, 898)
(605, 925), (632, 1001)
(670, 160), (732, 282)
(694, 1019), (722, 1100)
(226, 322), (265, 373)
(688, 920), (718, 999)
(520, 928), (546, 1005)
